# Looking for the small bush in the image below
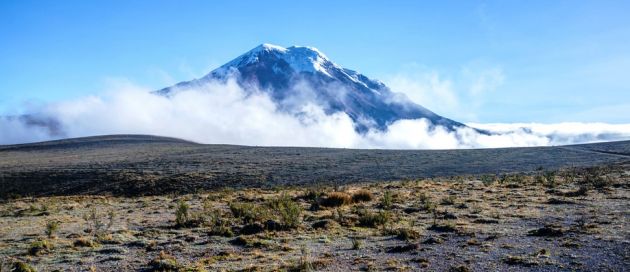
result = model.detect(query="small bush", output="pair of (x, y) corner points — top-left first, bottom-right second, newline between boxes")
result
(440, 195), (456, 205)
(544, 171), (557, 188)
(206, 210), (234, 237)
(583, 166), (611, 189)
(12, 262), (37, 272)
(45, 221), (60, 238)
(148, 251), (181, 272)
(301, 188), (324, 201)
(351, 238), (363, 250)
(269, 194), (302, 229)
(82, 207), (115, 235)
(352, 190), (374, 203)
(28, 239), (52, 255)
(320, 192), (352, 208)
(174, 200), (190, 227)
(82, 207), (104, 235)
(74, 237), (98, 248)
(229, 202), (270, 224)
(480, 174), (496, 185)
(391, 228), (421, 241)
(380, 191), (393, 210)
(358, 209), (391, 228)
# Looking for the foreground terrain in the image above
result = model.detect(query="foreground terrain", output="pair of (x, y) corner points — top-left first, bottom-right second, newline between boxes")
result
(1, 135), (630, 198)
(1, 163), (628, 271)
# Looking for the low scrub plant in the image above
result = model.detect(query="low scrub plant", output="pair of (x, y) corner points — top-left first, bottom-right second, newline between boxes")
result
(268, 194), (302, 229)
(320, 192), (352, 208)
(352, 190), (374, 203)
(175, 200), (190, 227)
(357, 209), (391, 228)
(380, 191), (393, 210)
(45, 221), (60, 238)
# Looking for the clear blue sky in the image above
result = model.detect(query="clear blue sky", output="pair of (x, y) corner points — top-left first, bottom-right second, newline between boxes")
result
(1, 1), (629, 123)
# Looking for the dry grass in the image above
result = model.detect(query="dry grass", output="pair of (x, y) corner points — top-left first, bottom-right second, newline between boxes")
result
(0, 163), (628, 271)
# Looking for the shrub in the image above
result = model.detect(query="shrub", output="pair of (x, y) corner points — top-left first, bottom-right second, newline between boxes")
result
(352, 190), (374, 203)
(380, 191), (393, 210)
(583, 166), (611, 189)
(440, 195), (456, 206)
(82, 207), (115, 235)
(357, 209), (391, 228)
(544, 171), (557, 188)
(480, 174), (496, 186)
(229, 202), (270, 224)
(301, 188), (324, 201)
(351, 238), (363, 250)
(269, 194), (302, 229)
(83, 207), (104, 235)
(28, 239), (52, 255)
(206, 209), (234, 237)
(390, 228), (421, 241)
(320, 192), (352, 208)
(74, 237), (98, 248)
(12, 262), (37, 272)
(148, 251), (181, 272)
(45, 221), (60, 238)
(175, 200), (190, 227)
(561, 169), (576, 183)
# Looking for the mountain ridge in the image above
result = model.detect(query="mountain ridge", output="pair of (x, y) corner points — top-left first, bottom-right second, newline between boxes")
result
(157, 43), (468, 132)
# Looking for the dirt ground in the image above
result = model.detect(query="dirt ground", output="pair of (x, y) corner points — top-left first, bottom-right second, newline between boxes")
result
(1, 164), (628, 271)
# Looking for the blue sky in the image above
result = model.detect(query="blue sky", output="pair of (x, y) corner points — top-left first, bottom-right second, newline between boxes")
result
(1, 0), (629, 123)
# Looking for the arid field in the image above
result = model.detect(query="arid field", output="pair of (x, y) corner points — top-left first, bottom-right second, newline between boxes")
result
(0, 136), (629, 271)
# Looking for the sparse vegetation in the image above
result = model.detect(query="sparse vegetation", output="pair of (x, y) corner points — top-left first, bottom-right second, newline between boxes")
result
(12, 262), (37, 272)
(351, 237), (363, 250)
(0, 161), (627, 271)
(28, 240), (52, 256)
(440, 195), (456, 205)
(269, 194), (302, 229)
(174, 200), (190, 227)
(380, 190), (393, 209)
(45, 221), (60, 238)
(351, 190), (374, 203)
(320, 192), (352, 208)
(357, 209), (391, 228)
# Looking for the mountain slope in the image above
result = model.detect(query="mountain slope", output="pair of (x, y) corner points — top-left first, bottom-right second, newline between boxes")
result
(157, 44), (467, 132)
(1, 134), (628, 197)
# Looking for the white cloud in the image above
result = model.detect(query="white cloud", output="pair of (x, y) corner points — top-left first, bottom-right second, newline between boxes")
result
(1, 78), (629, 149)
(382, 63), (505, 122)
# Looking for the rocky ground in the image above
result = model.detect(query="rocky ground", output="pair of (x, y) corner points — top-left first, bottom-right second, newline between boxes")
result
(1, 164), (628, 271)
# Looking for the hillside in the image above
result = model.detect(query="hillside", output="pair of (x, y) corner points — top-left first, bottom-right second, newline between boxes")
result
(1, 135), (628, 198)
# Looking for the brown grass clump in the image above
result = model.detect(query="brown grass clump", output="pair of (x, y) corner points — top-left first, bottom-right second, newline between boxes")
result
(148, 251), (181, 271)
(320, 192), (352, 207)
(28, 239), (52, 255)
(352, 190), (374, 203)
(12, 262), (37, 272)
(74, 237), (98, 248)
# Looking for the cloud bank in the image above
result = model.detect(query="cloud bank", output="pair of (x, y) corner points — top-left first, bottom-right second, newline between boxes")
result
(1, 78), (629, 149)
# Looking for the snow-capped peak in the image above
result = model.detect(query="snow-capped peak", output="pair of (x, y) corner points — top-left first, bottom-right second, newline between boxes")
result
(254, 43), (288, 53)
(217, 43), (338, 77)
(157, 43), (468, 132)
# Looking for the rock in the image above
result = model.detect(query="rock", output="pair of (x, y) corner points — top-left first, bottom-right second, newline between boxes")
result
(240, 223), (265, 235)
(387, 243), (419, 253)
(528, 225), (564, 237)
(264, 220), (283, 231)
(422, 236), (444, 244)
